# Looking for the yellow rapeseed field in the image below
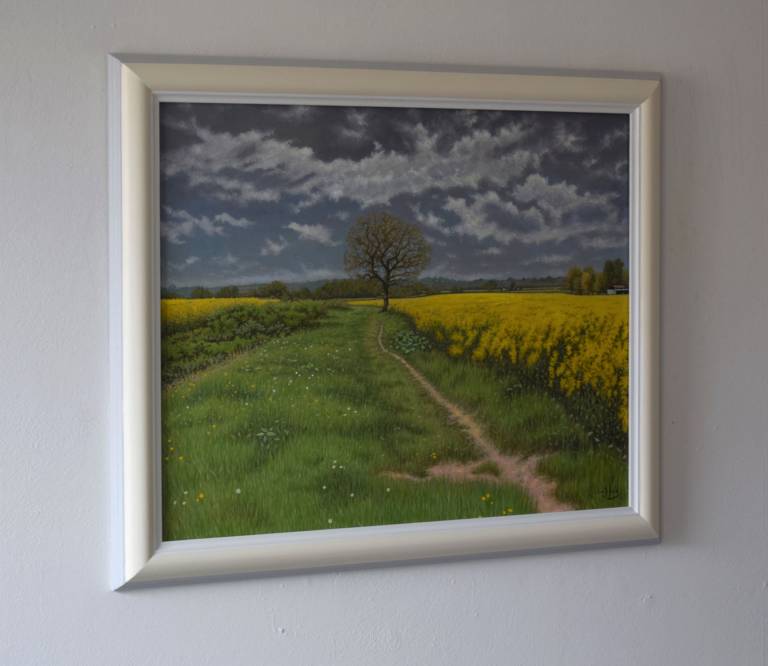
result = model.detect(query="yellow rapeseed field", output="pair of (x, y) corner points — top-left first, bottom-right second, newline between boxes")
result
(364, 293), (629, 432)
(161, 297), (271, 330)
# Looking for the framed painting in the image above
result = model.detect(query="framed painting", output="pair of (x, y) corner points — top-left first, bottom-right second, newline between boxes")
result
(109, 56), (660, 588)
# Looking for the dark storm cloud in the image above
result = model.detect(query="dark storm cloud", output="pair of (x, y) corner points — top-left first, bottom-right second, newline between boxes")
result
(159, 102), (629, 287)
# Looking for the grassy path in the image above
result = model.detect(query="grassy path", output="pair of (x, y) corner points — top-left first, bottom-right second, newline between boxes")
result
(162, 306), (535, 541)
(376, 324), (572, 513)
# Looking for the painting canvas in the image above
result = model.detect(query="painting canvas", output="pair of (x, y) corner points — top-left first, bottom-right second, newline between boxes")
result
(159, 101), (630, 541)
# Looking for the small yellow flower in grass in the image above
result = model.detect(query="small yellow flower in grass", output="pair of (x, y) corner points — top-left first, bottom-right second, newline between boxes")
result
(196, 492), (205, 503)
(431, 452), (438, 460)
(169, 446), (175, 453)
(178, 455), (185, 462)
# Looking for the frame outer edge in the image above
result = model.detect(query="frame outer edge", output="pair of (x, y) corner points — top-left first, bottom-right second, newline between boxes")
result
(127, 511), (657, 586)
(119, 63), (156, 585)
(110, 58), (662, 587)
(124, 61), (660, 105)
(639, 82), (661, 536)
(108, 56), (125, 589)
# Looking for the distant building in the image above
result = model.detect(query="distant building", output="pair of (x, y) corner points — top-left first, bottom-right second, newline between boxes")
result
(606, 285), (629, 295)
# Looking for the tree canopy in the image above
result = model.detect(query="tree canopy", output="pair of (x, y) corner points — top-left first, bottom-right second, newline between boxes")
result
(344, 211), (431, 311)
(564, 258), (628, 294)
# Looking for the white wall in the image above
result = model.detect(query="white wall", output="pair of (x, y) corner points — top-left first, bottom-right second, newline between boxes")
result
(1, 1), (766, 664)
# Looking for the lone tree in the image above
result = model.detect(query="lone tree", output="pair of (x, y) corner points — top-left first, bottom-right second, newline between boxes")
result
(344, 211), (431, 311)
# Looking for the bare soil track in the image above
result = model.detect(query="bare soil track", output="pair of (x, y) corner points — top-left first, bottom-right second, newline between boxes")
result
(378, 324), (572, 513)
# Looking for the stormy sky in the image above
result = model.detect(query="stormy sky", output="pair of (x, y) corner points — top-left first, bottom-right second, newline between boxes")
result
(160, 102), (629, 288)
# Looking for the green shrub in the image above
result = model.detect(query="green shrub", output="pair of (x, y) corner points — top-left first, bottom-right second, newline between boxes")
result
(162, 301), (331, 384)
(392, 330), (431, 355)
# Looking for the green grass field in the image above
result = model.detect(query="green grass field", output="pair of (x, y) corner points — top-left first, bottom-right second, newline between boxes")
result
(162, 306), (537, 540)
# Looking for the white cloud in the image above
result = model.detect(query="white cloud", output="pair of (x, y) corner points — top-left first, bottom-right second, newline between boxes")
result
(579, 235), (628, 249)
(206, 178), (280, 204)
(285, 222), (339, 246)
(168, 255), (200, 272)
(339, 110), (369, 141)
(160, 207), (255, 244)
(162, 118), (533, 209)
(553, 121), (585, 153)
(480, 246), (503, 256)
(225, 265), (342, 285)
(524, 253), (573, 266)
(582, 156), (628, 182)
(212, 252), (239, 266)
(424, 234), (448, 247)
(213, 212), (254, 228)
(513, 174), (618, 226)
(260, 236), (289, 256)
(442, 191), (520, 244)
(601, 126), (629, 149)
(281, 105), (316, 121)
(514, 174), (581, 212)
(413, 205), (451, 234)
(440, 175), (620, 246)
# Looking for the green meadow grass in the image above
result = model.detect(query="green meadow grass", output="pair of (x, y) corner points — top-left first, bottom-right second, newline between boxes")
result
(537, 448), (627, 509)
(162, 307), (535, 540)
(378, 311), (628, 509)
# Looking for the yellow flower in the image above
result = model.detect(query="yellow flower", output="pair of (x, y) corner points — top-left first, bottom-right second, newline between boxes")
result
(160, 297), (272, 330)
(386, 292), (629, 432)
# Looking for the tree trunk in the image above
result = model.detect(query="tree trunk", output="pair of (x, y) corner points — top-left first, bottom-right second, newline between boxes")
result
(382, 284), (390, 312)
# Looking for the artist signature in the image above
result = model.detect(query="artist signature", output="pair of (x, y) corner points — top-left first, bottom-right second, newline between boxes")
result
(600, 482), (621, 501)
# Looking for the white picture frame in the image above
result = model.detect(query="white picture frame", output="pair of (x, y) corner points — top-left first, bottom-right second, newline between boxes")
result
(108, 55), (660, 589)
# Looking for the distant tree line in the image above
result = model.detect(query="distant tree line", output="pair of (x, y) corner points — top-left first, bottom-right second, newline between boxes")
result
(171, 278), (525, 301)
(164, 265), (627, 302)
(165, 274), (581, 302)
(564, 259), (629, 295)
